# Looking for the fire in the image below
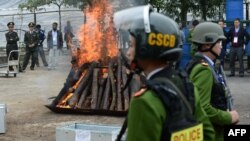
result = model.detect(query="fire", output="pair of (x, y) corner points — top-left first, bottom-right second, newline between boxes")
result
(56, 0), (119, 109)
(56, 70), (87, 108)
(56, 93), (74, 108)
(77, 0), (118, 66)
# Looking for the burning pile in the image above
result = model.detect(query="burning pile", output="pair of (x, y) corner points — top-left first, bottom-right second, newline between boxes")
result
(46, 0), (140, 116)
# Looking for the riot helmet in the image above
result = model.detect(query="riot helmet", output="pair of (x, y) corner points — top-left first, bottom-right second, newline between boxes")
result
(192, 22), (226, 44)
(191, 22), (226, 57)
(114, 5), (181, 62)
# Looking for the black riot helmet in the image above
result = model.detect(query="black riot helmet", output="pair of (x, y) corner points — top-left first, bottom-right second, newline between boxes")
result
(114, 5), (182, 61)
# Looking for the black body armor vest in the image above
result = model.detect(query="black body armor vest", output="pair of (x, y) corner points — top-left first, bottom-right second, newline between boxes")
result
(186, 55), (227, 111)
(147, 68), (199, 141)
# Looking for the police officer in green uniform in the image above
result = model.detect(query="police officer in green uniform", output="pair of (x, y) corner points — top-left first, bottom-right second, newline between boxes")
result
(114, 5), (214, 141)
(5, 22), (21, 71)
(22, 22), (39, 71)
(187, 22), (240, 141)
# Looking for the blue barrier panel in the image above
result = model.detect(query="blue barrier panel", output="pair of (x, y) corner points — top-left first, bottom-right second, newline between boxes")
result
(178, 55), (192, 69)
(246, 26), (250, 35)
(246, 42), (250, 56)
(246, 26), (250, 56)
(226, 0), (243, 21)
(182, 43), (191, 56)
(178, 43), (192, 69)
(183, 27), (189, 43)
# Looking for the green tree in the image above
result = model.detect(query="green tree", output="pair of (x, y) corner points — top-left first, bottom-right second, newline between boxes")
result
(19, 0), (49, 24)
(61, 0), (91, 9)
(195, 0), (223, 21)
(19, 0), (91, 30)
(146, 0), (223, 22)
(147, 0), (196, 22)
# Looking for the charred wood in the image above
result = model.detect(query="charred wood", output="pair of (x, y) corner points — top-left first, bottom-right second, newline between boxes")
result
(101, 62), (113, 110)
(51, 68), (76, 106)
(109, 62), (117, 111)
(121, 66), (129, 111)
(83, 96), (92, 109)
(76, 82), (91, 109)
(69, 62), (97, 107)
(116, 57), (122, 111)
(73, 63), (90, 81)
(91, 68), (99, 109)
(96, 77), (107, 109)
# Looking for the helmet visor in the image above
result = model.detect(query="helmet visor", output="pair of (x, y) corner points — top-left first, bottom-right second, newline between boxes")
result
(114, 5), (153, 33)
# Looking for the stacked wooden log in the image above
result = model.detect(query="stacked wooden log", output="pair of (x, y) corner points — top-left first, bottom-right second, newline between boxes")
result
(56, 57), (141, 112)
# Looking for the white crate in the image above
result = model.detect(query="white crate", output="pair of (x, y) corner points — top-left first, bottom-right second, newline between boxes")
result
(56, 123), (126, 141)
(0, 104), (6, 133)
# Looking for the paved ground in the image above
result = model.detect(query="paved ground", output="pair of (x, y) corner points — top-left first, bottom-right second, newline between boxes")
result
(0, 52), (249, 141)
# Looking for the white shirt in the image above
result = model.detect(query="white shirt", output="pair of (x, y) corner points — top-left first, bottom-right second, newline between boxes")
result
(52, 30), (57, 46)
(146, 67), (165, 80)
(203, 55), (214, 67)
(235, 27), (240, 33)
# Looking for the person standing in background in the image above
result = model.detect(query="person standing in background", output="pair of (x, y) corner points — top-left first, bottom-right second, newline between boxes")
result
(178, 22), (185, 48)
(35, 24), (48, 67)
(227, 18), (247, 77)
(218, 19), (228, 68)
(64, 20), (74, 50)
(5, 22), (22, 72)
(47, 22), (63, 70)
(175, 22), (186, 69)
(22, 22), (39, 71)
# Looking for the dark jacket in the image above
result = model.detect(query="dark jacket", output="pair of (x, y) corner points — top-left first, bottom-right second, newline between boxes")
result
(5, 31), (19, 56)
(5, 31), (19, 50)
(47, 30), (63, 49)
(227, 26), (247, 47)
(5, 31), (19, 44)
(24, 31), (39, 50)
(222, 28), (228, 50)
(37, 29), (46, 46)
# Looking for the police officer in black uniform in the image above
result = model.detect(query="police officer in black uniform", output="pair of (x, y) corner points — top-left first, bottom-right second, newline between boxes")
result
(5, 22), (21, 71)
(22, 22), (39, 71)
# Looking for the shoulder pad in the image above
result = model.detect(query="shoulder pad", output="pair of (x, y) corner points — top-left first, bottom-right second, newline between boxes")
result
(201, 62), (208, 66)
(200, 60), (208, 67)
(133, 88), (147, 97)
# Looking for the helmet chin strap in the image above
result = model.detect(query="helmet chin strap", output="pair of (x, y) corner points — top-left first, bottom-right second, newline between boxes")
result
(131, 59), (143, 74)
(121, 59), (143, 93)
(200, 42), (219, 59)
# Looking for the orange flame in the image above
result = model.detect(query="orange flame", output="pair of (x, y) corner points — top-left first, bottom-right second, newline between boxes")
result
(57, 70), (87, 108)
(77, 0), (118, 65)
(56, 93), (74, 108)
(57, 0), (119, 109)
